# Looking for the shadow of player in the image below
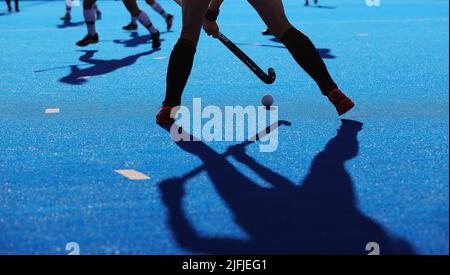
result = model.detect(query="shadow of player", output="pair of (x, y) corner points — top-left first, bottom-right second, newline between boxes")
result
(237, 39), (335, 59)
(59, 49), (158, 85)
(158, 120), (415, 254)
(309, 5), (336, 9)
(57, 21), (85, 29)
(113, 31), (168, 48)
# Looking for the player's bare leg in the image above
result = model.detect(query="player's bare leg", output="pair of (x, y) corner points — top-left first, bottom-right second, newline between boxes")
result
(248, 0), (354, 115)
(156, 0), (210, 124)
(122, 0), (161, 49)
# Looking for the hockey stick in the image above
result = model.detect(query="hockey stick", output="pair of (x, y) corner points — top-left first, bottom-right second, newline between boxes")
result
(218, 32), (277, 85)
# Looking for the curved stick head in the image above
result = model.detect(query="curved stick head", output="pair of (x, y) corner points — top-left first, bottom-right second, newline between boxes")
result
(265, 68), (276, 84)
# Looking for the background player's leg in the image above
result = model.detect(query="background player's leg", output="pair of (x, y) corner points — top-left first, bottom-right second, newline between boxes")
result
(145, 0), (174, 31)
(61, 0), (72, 21)
(6, 0), (12, 12)
(94, 3), (101, 20)
(122, 0), (161, 49)
(84, 0), (97, 35)
(76, 0), (99, 46)
(146, 0), (168, 19)
(122, 0), (158, 34)
(14, 0), (18, 11)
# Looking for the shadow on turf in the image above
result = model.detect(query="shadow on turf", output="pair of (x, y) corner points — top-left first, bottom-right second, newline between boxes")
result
(237, 42), (336, 59)
(308, 5), (336, 9)
(57, 21), (85, 29)
(113, 31), (169, 48)
(158, 120), (415, 254)
(59, 49), (158, 85)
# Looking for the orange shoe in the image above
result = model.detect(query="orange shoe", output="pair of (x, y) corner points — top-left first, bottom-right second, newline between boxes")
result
(327, 88), (355, 116)
(156, 106), (175, 125)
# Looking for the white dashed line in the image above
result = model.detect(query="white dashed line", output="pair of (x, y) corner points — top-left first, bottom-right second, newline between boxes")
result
(115, 169), (150, 180)
(45, 108), (60, 114)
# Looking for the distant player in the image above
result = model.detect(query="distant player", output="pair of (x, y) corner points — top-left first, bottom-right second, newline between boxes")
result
(156, 0), (354, 124)
(122, 0), (174, 32)
(61, 0), (101, 22)
(76, 0), (161, 50)
(305, 0), (319, 6)
(5, 0), (19, 12)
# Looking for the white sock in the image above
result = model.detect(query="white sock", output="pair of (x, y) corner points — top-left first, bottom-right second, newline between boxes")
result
(137, 11), (158, 34)
(150, 1), (168, 18)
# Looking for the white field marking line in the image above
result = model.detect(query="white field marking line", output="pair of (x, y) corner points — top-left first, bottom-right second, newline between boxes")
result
(115, 169), (150, 180)
(153, 56), (168, 60)
(0, 17), (447, 33)
(45, 108), (60, 114)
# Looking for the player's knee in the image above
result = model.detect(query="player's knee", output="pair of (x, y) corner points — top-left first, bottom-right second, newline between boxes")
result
(83, 1), (94, 10)
(145, 0), (155, 5)
(271, 22), (294, 39)
(174, 38), (197, 53)
(180, 29), (201, 46)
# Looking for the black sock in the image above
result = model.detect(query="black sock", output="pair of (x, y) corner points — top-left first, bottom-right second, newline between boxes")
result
(163, 39), (196, 107)
(281, 27), (337, 95)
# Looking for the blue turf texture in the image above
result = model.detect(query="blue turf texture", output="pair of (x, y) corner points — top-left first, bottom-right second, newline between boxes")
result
(0, 0), (448, 254)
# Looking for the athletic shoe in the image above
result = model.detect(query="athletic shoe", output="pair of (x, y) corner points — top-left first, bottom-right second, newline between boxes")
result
(262, 29), (273, 36)
(166, 14), (174, 31)
(156, 106), (175, 125)
(122, 22), (138, 31)
(327, 88), (355, 116)
(151, 31), (161, 49)
(96, 10), (102, 20)
(60, 14), (71, 22)
(76, 33), (99, 47)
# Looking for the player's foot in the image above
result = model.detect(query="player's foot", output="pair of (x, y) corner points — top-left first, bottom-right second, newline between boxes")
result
(76, 33), (99, 47)
(156, 106), (175, 125)
(60, 14), (71, 22)
(122, 22), (138, 31)
(96, 10), (102, 20)
(166, 14), (174, 31)
(151, 31), (161, 49)
(327, 88), (355, 116)
(262, 29), (273, 36)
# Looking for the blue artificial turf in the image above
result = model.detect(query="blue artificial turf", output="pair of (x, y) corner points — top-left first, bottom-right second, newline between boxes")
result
(0, 0), (448, 254)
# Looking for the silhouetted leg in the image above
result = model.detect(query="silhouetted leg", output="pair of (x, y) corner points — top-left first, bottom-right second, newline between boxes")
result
(159, 177), (250, 254)
(228, 145), (295, 190)
(248, 0), (338, 95)
(6, 0), (11, 12)
(162, 0), (210, 107)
